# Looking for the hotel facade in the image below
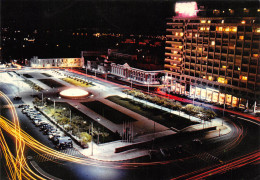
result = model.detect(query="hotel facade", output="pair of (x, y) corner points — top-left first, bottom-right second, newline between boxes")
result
(164, 3), (260, 109)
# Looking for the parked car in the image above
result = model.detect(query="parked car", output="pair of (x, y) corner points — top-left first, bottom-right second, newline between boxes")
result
(49, 131), (63, 140)
(18, 104), (29, 108)
(43, 126), (56, 135)
(13, 96), (22, 100)
(36, 121), (48, 127)
(56, 137), (73, 149)
(32, 118), (42, 125)
(40, 124), (52, 131)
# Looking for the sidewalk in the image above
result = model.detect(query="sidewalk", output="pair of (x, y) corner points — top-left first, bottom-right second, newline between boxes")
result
(157, 91), (260, 122)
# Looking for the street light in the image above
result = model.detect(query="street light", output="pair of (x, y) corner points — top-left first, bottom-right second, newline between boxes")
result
(63, 107), (72, 131)
(91, 121), (93, 156)
(96, 117), (101, 144)
(41, 92), (44, 106)
(48, 98), (56, 111)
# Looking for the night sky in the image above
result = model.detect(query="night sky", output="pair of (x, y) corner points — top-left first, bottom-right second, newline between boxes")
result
(2, 0), (259, 34)
(2, 1), (174, 34)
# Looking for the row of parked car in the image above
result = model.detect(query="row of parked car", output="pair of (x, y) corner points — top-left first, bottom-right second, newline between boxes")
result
(19, 104), (73, 150)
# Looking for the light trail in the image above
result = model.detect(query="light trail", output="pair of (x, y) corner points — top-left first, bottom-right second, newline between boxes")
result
(171, 150), (260, 180)
(0, 89), (259, 179)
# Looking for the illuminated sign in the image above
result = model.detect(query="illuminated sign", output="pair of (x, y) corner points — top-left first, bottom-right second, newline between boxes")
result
(175, 2), (198, 17)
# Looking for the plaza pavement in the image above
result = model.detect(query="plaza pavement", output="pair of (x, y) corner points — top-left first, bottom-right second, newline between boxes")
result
(2, 70), (233, 162)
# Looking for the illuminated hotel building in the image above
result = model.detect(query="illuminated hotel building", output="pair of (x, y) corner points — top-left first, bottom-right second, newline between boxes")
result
(164, 2), (260, 108)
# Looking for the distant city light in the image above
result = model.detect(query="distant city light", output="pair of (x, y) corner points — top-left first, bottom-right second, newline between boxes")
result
(175, 2), (198, 17)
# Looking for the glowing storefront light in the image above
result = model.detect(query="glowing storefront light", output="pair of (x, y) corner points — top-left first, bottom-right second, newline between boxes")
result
(175, 2), (198, 17)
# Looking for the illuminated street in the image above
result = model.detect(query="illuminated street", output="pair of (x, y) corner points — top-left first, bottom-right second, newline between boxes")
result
(1, 1), (260, 179)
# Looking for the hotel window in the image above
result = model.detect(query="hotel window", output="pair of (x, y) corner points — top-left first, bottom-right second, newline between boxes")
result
(208, 76), (213, 81)
(216, 27), (223, 31)
(218, 77), (227, 84)
(239, 36), (244, 40)
(243, 8), (249, 13)
(201, 20), (206, 23)
(213, 9), (220, 15)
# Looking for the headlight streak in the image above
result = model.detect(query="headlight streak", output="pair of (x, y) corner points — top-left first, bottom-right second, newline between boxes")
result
(0, 90), (259, 180)
(0, 91), (46, 180)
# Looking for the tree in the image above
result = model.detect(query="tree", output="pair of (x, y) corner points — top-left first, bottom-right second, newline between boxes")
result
(183, 104), (196, 119)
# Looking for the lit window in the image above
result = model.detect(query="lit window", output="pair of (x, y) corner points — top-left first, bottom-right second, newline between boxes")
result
(195, 33), (198, 37)
(225, 27), (230, 32)
(258, 9), (260, 12)
(241, 76), (248, 80)
(244, 8), (249, 13)
(218, 77), (227, 84)
(200, 27), (205, 31)
(217, 27), (223, 31)
(201, 20), (206, 23)
(241, 20), (246, 24)
(211, 41), (215, 45)
(239, 36), (244, 40)
(208, 20), (211, 23)
(222, 65), (226, 69)
(253, 54), (259, 58)
(206, 27), (210, 31)
(175, 32), (179, 36)
(180, 32), (184, 36)
(208, 76), (213, 81)
(203, 76), (207, 79)
(231, 27), (237, 32)
(238, 67), (240, 71)
(179, 46), (183, 49)
(173, 51), (178, 54)
(256, 28), (260, 33)
(178, 58), (182, 61)
(221, 20), (224, 24)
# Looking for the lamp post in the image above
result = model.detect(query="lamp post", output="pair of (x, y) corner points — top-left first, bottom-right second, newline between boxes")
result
(63, 107), (72, 131)
(96, 117), (101, 144)
(91, 121), (93, 156)
(41, 92), (44, 106)
(48, 97), (56, 111)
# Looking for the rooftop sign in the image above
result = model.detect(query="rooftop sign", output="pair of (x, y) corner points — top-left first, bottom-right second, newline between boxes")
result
(175, 2), (198, 17)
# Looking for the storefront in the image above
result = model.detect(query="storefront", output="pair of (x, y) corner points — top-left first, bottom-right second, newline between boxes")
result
(170, 81), (246, 108)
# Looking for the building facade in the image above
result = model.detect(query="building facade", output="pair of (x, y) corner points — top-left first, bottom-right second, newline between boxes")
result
(30, 56), (84, 68)
(111, 63), (161, 85)
(165, 4), (260, 108)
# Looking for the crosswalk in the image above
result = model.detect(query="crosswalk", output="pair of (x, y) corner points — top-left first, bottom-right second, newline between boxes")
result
(195, 152), (222, 164)
(34, 148), (83, 163)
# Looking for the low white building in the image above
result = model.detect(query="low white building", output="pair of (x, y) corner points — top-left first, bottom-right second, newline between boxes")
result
(30, 56), (84, 68)
(111, 63), (162, 85)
